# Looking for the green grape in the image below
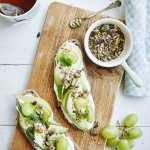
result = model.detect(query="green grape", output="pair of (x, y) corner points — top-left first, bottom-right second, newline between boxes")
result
(101, 126), (118, 139)
(107, 136), (119, 147)
(123, 114), (138, 127)
(127, 139), (134, 148)
(126, 128), (143, 139)
(56, 135), (69, 150)
(118, 140), (130, 150)
(74, 97), (89, 108)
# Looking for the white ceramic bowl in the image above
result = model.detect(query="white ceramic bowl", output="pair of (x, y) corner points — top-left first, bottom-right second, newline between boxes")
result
(84, 18), (143, 87)
(84, 18), (133, 67)
(0, 0), (40, 24)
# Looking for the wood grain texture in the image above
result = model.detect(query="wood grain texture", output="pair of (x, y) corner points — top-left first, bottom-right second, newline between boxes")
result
(11, 2), (124, 150)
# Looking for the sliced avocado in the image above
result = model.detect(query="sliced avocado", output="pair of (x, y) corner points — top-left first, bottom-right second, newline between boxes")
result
(48, 125), (68, 134)
(87, 106), (94, 123)
(34, 132), (46, 149)
(57, 50), (78, 66)
(56, 135), (69, 150)
(22, 102), (35, 116)
(74, 97), (89, 109)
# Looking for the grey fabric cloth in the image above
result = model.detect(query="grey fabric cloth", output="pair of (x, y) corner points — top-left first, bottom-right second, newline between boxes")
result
(124, 0), (150, 97)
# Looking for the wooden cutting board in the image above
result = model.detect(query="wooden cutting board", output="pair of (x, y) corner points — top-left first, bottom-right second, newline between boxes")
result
(11, 2), (124, 150)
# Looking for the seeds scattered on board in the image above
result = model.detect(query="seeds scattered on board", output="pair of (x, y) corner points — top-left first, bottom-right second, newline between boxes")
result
(37, 32), (41, 38)
(89, 24), (125, 62)
(90, 130), (98, 136)
(32, 101), (37, 105)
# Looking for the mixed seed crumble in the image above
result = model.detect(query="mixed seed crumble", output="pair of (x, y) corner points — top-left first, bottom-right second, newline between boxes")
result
(89, 24), (125, 62)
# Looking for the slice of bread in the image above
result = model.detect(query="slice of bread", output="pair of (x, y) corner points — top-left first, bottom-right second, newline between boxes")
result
(54, 40), (95, 131)
(16, 89), (79, 150)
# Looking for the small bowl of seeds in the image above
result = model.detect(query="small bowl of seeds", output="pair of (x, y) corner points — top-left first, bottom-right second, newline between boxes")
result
(84, 18), (143, 87)
(84, 18), (133, 68)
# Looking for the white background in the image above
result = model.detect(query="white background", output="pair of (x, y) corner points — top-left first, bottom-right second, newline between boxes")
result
(0, 0), (149, 149)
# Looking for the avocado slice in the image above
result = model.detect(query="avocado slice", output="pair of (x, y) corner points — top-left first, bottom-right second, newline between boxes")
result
(56, 135), (69, 150)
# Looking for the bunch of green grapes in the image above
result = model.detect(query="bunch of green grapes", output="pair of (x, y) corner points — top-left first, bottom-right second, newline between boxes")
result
(101, 114), (143, 150)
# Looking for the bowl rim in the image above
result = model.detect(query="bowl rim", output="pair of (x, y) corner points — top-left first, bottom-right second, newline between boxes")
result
(0, 0), (39, 19)
(84, 18), (133, 67)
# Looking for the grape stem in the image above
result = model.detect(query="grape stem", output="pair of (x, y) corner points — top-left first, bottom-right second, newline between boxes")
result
(116, 120), (128, 139)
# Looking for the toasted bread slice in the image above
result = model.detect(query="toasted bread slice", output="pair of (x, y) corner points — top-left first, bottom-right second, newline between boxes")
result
(15, 89), (79, 150)
(54, 40), (95, 131)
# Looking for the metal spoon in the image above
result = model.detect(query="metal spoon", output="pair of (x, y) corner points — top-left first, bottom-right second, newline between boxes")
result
(0, 3), (24, 16)
(69, 0), (121, 29)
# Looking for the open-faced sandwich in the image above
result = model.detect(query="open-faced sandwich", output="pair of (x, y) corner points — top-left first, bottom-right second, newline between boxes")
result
(15, 90), (78, 150)
(54, 40), (95, 131)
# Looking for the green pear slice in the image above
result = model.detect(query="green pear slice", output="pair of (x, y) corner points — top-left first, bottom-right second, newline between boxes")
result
(56, 135), (69, 150)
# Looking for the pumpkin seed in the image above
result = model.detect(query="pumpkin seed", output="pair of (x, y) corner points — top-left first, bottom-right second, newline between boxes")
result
(90, 130), (98, 136)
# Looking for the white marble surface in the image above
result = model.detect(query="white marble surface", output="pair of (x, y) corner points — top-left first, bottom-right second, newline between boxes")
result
(0, 0), (149, 150)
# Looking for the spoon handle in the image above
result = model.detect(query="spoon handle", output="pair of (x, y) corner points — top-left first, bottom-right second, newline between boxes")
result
(86, 0), (121, 19)
(121, 61), (143, 87)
